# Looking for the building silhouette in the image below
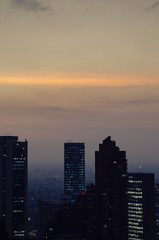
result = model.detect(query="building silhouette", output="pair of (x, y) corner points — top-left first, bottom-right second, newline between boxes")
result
(0, 136), (28, 239)
(64, 143), (85, 195)
(95, 136), (128, 240)
(45, 184), (99, 240)
(128, 173), (155, 240)
(38, 137), (157, 240)
(38, 200), (61, 240)
(155, 184), (159, 239)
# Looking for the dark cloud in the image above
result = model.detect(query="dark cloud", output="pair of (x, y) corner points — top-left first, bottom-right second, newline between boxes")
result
(145, 1), (159, 11)
(103, 97), (159, 109)
(125, 98), (159, 105)
(46, 107), (65, 111)
(12, 0), (51, 12)
(45, 107), (88, 112)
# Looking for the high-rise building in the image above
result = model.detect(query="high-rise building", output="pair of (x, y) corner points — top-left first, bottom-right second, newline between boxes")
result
(127, 173), (155, 240)
(44, 184), (99, 240)
(0, 136), (28, 239)
(95, 136), (128, 240)
(38, 200), (61, 240)
(64, 143), (85, 195)
(155, 184), (159, 239)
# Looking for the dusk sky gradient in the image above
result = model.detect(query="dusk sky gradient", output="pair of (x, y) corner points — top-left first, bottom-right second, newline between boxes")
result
(1, 0), (159, 175)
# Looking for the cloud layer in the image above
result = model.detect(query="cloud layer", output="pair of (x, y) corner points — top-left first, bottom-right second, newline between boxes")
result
(145, 1), (159, 11)
(12, 0), (50, 12)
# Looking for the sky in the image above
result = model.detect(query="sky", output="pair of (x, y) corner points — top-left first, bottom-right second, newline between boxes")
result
(0, 0), (159, 175)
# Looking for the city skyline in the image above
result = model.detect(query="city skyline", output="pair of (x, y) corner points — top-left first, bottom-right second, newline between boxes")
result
(0, 0), (159, 171)
(0, 134), (157, 239)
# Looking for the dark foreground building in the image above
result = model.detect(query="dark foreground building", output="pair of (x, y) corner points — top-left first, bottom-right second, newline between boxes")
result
(127, 173), (155, 240)
(155, 184), (159, 239)
(46, 137), (128, 240)
(95, 136), (128, 240)
(38, 200), (62, 240)
(0, 136), (28, 239)
(45, 184), (99, 240)
(64, 143), (85, 195)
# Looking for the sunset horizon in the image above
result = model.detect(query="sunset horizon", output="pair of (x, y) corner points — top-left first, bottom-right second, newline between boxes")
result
(0, 0), (159, 171)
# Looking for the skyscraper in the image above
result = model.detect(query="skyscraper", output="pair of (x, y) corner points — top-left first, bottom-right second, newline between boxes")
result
(38, 200), (62, 240)
(128, 173), (155, 240)
(0, 136), (28, 239)
(95, 136), (128, 240)
(155, 184), (159, 239)
(64, 143), (85, 195)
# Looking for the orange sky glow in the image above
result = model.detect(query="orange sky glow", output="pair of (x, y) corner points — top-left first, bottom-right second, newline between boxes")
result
(0, 74), (158, 86)
(1, 0), (159, 171)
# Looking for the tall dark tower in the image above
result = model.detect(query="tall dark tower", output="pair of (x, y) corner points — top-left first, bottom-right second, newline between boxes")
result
(0, 136), (28, 239)
(64, 143), (85, 195)
(95, 136), (128, 240)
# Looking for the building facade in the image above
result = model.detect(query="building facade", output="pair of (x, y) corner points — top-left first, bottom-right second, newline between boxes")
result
(38, 200), (62, 240)
(128, 173), (155, 240)
(0, 136), (28, 239)
(64, 143), (85, 195)
(45, 185), (99, 240)
(155, 184), (159, 240)
(95, 136), (128, 240)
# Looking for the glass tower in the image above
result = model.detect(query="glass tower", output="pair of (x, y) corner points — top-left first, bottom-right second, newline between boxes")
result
(0, 136), (28, 239)
(128, 173), (155, 240)
(64, 143), (85, 195)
